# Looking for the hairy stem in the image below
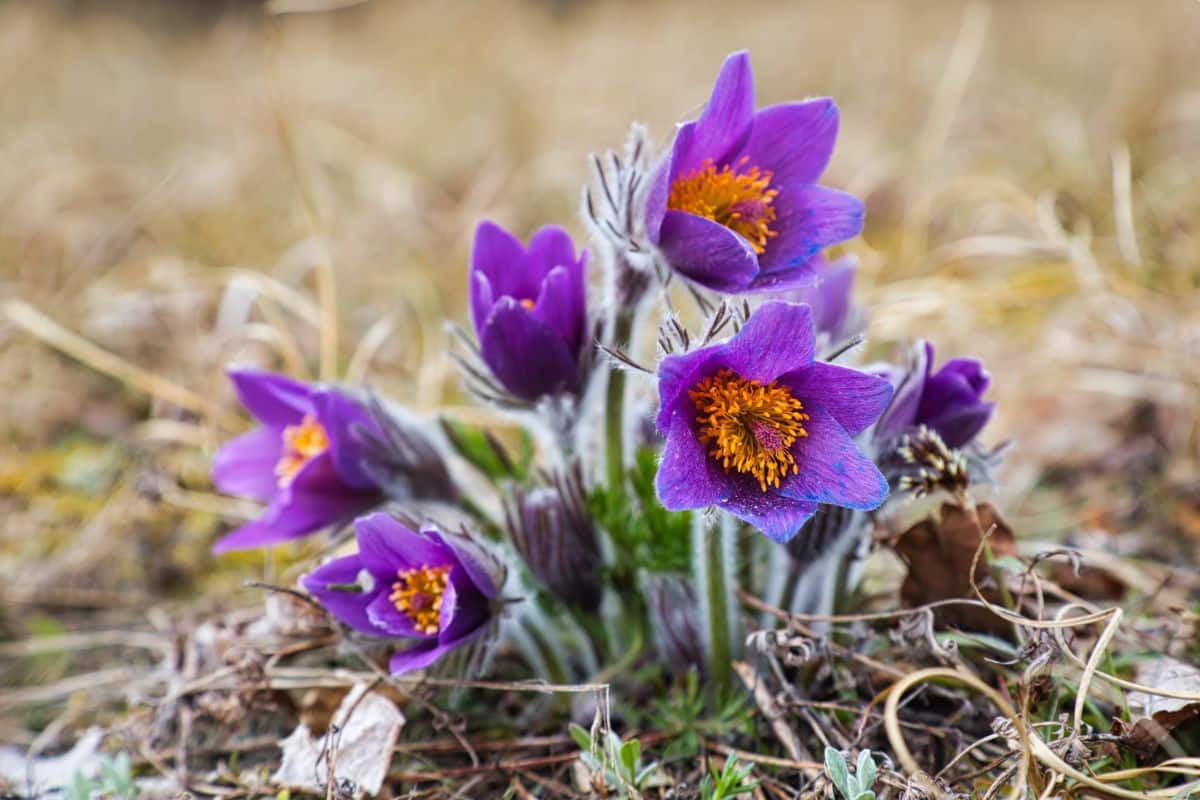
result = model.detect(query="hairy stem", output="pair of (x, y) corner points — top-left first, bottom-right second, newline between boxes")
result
(698, 514), (735, 703)
(604, 306), (635, 492)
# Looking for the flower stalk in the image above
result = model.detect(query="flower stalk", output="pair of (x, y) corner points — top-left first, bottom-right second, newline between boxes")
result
(696, 512), (736, 703)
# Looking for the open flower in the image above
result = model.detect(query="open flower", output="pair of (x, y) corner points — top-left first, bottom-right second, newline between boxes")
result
(876, 341), (994, 449)
(645, 51), (863, 294)
(655, 301), (892, 542)
(211, 369), (384, 554)
(469, 220), (589, 402)
(302, 514), (499, 674)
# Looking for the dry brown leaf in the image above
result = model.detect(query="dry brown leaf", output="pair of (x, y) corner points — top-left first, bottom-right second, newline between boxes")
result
(273, 681), (406, 798)
(894, 502), (1016, 636)
(1118, 657), (1200, 753)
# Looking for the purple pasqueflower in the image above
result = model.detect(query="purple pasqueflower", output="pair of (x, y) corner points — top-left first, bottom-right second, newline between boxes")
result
(787, 254), (861, 342)
(655, 301), (892, 543)
(469, 220), (589, 402)
(211, 369), (384, 554)
(876, 341), (994, 449)
(645, 51), (863, 294)
(302, 513), (498, 675)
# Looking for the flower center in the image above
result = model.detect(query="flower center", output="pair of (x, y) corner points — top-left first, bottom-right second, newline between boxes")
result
(274, 414), (329, 486)
(667, 157), (779, 254)
(689, 369), (809, 492)
(519, 298), (536, 310)
(390, 564), (452, 635)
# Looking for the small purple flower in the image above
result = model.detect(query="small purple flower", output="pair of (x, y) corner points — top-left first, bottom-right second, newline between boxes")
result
(876, 341), (994, 449)
(302, 514), (498, 675)
(645, 51), (863, 294)
(211, 369), (384, 554)
(469, 220), (589, 402)
(655, 301), (892, 543)
(788, 254), (861, 342)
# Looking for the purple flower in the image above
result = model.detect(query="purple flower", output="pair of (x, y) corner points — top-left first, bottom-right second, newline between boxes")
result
(645, 51), (863, 294)
(469, 220), (589, 402)
(876, 341), (994, 449)
(655, 301), (892, 543)
(506, 469), (601, 613)
(302, 514), (498, 675)
(788, 254), (861, 342)
(211, 369), (384, 554)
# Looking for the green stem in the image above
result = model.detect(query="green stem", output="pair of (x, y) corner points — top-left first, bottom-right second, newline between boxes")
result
(701, 516), (733, 704)
(604, 308), (635, 492)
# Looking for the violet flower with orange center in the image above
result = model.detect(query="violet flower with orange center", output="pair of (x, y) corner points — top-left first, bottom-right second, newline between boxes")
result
(302, 514), (498, 674)
(646, 51), (863, 293)
(655, 301), (892, 542)
(210, 369), (385, 554)
(469, 220), (589, 402)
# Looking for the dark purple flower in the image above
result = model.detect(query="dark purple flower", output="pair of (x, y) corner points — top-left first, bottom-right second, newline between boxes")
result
(506, 468), (601, 613)
(876, 341), (994, 449)
(302, 513), (499, 675)
(211, 369), (384, 554)
(655, 301), (892, 543)
(787, 254), (860, 342)
(469, 220), (589, 402)
(645, 51), (863, 294)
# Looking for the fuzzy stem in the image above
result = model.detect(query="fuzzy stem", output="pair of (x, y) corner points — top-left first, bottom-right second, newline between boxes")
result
(698, 514), (734, 704)
(603, 307), (635, 492)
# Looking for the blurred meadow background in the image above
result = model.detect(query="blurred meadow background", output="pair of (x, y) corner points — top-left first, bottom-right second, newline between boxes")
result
(2, 0), (1199, 778)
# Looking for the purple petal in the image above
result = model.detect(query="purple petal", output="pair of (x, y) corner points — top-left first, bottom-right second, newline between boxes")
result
(479, 299), (579, 401)
(875, 341), (930, 441)
(302, 554), (381, 635)
(533, 264), (586, 355)
(724, 301), (815, 383)
(428, 528), (500, 600)
(526, 225), (579, 276)
(211, 474), (374, 554)
(311, 389), (379, 491)
(388, 640), (455, 675)
(366, 590), (429, 639)
(645, 153), (673, 244)
(759, 185), (864, 272)
(656, 411), (732, 510)
(719, 484), (818, 544)
(803, 255), (857, 337)
(777, 405), (889, 510)
(228, 369), (310, 426)
(919, 357), (990, 422)
(437, 579), (491, 645)
(675, 51), (756, 176)
(355, 512), (452, 577)
(741, 99), (839, 188)
(470, 221), (538, 308)
(658, 210), (759, 292)
(469, 271), (496, 342)
(211, 426), (284, 501)
(744, 258), (822, 293)
(782, 361), (893, 438)
(655, 346), (729, 431)
(925, 402), (994, 449)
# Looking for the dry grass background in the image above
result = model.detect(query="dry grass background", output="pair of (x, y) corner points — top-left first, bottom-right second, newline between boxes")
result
(1, 0), (1199, 763)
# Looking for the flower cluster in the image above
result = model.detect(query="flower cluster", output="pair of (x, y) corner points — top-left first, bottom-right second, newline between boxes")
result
(206, 50), (998, 681)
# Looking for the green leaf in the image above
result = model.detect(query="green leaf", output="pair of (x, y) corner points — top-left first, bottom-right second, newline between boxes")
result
(856, 750), (876, 793)
(824, 747), (851, 797)
(853, 792), (875, 800)
(65, 770), (93, 800)
(568, 722), (593, 753)
(619, 738), (641, 777)
(439, 418), (529, 482)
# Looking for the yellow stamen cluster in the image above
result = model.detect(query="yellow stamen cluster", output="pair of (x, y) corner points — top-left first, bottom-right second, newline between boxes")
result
(390, 564), (451, 635)
(519, 298), (537, 310)
(667, 157), (779, 253)
(274, 414), (330, 487)
(690, 369), (809, 492)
